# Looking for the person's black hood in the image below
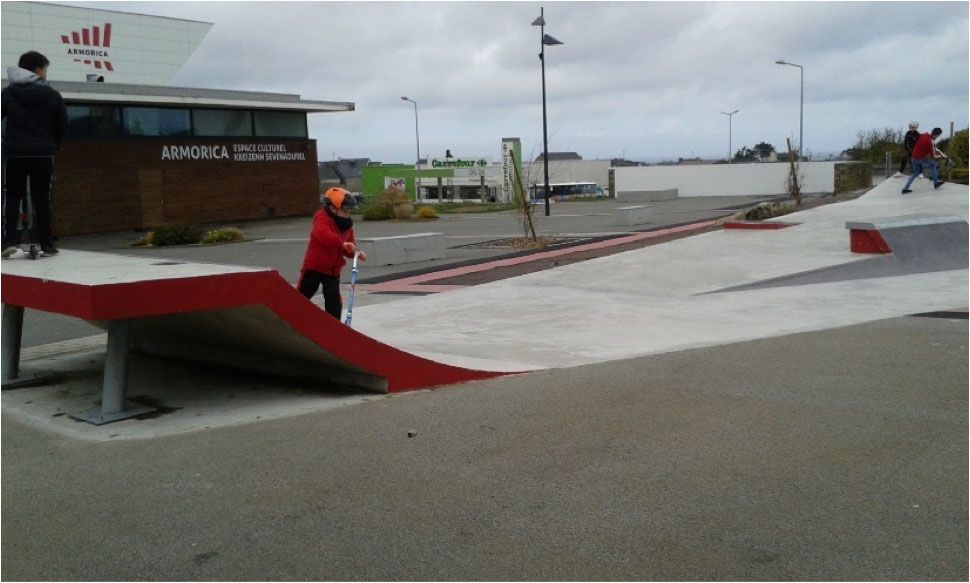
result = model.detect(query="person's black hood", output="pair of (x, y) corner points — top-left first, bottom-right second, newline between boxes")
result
(5, 67), (54, 111)
(2, 67), (68, 157)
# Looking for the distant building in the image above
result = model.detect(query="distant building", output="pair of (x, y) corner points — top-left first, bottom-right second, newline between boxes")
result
(534, 151), (583, 161)
(318, 158), (373, 194)
(610, 158), (644, 167)
(677, 157), (718, 166)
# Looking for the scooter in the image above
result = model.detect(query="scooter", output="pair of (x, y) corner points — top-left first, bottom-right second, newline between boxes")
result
(344, 251), (360, 326)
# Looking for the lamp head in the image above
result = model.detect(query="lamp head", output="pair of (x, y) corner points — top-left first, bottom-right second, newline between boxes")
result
(542, 34), (564, 46)
(531, 15), (545, 26)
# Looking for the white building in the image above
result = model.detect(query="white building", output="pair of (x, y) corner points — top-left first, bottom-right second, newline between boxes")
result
(1, 1), (212, 84)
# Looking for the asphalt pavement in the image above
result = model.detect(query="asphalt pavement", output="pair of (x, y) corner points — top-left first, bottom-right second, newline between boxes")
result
(2, 316), (966, 580)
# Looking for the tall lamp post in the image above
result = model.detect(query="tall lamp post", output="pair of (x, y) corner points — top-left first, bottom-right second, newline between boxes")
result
(531, 7), (563, 217)
(774, 59), (803, 160)
(720, 109), (739, 163)
(401, 96), (421, 201)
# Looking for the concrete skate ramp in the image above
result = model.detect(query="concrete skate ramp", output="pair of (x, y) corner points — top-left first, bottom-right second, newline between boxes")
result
(710, 214), (968, 293)
(0, 252), (517, 393)
(351, 178), (969, 370)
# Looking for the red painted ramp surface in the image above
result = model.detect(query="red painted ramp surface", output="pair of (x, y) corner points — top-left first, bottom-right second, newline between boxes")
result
(1, 251), (512, 393)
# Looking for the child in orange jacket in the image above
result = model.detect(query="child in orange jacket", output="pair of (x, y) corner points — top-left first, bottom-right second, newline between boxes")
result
(298, 187), (366, 320)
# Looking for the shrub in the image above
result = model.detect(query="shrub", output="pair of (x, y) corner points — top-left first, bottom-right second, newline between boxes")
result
(130, 231), (154, 247)
(745, 202), (795, 221)
(943, 129), (968, 182)
(201, 227), (245, 245)
(416, 206), (439, 220)
(392, 200), (414, 219)
(362, 201), (394, 220)
(147, 224), (203, 246)
(362, 189), (411, 221)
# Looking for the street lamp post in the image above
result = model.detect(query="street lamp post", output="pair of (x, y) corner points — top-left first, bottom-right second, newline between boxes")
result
(531, 7), (563, 217)
(401, 96), (421, 201)
(720, 109), (739, 163)
(774, 60), (804, 160)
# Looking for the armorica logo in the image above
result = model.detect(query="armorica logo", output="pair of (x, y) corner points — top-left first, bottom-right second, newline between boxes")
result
(60, 23), (114, 71)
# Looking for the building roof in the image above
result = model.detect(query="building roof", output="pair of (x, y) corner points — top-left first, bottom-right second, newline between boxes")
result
(535, 152), (583, 161)
(318, 164), (343, 181)
(41, 80), (355, 113)
(319, 158), (372, 181)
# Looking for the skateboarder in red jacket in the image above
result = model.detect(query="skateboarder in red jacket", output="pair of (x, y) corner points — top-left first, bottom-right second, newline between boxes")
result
(298, 187), (366, 319)
(902, 127), (944, 194)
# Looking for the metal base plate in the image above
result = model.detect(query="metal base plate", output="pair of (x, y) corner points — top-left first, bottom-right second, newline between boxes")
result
(69, 402), (157, 425)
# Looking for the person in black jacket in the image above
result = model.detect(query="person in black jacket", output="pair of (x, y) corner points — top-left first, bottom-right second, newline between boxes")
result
(2, 51), (67, 257)
(899, 121), (920, 174)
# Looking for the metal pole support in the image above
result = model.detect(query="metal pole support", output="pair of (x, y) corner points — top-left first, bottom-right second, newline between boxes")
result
(2, 304), (25, 384)
(70, 319), (154, 425)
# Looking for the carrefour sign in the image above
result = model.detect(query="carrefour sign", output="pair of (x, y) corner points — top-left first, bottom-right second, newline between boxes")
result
(430, 157), (491, 169)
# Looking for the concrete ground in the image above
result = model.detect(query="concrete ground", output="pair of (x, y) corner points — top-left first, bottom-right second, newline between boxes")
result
(2, 178), (968, 580)
(2, 317), (966, 580)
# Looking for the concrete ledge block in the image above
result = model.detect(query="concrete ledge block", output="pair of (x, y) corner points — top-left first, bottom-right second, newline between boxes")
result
(616, 188), (678, 203)
(612, 205), (652, 226)
(845, 215), (968, 255)
(357, 233), (445, 266)
(845, 214), (966, 231)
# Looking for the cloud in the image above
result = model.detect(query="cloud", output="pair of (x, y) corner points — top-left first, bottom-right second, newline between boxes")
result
(64, 1), (969, 161)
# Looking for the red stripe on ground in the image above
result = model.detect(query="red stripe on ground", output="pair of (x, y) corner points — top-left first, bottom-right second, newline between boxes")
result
(724, 221), (798, 230)
(360, 283), (466, 294)
(377, 220), (718, 289)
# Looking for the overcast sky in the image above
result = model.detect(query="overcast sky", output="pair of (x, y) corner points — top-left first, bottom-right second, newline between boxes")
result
(62, 1), (969, 163)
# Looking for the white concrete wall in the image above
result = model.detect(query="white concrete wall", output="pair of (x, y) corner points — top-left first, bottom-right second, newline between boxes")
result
(614, 162), (837, 197)
(523, 160), (612, 192)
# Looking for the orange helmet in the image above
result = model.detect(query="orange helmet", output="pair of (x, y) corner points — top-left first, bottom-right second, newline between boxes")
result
(323, 187), (358, 210)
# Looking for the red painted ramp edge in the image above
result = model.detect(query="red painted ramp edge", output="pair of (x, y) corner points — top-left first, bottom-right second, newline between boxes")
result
(1, 270), (515, 393)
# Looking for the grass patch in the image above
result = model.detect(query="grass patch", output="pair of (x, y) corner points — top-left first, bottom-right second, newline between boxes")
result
(421, 202), (517, 214)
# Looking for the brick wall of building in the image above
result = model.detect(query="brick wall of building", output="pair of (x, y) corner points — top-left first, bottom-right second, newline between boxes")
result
(52, 139), (318, 236)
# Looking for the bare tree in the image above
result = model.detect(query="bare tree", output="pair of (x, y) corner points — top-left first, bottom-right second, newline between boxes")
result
(511, 152), (538, 240)
(786, 137), (803, 206)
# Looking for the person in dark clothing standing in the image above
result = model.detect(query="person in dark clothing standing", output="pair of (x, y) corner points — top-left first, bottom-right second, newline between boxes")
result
(298, 187), (367, 320)
(899, 121), (920, 174)
(2, 51), (68, 258)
